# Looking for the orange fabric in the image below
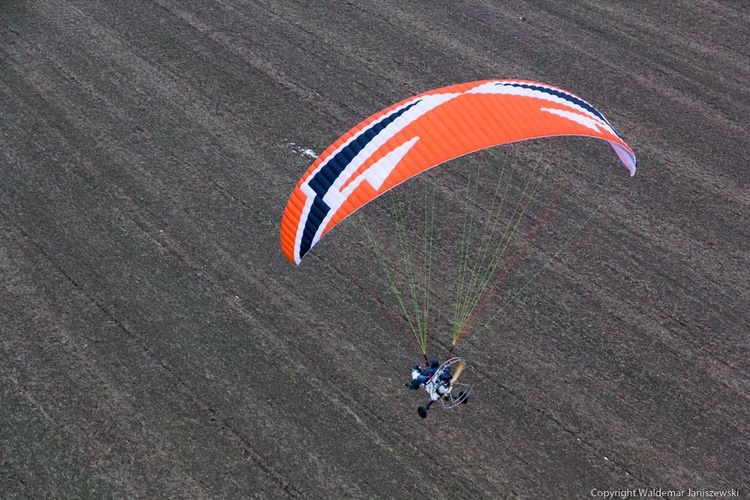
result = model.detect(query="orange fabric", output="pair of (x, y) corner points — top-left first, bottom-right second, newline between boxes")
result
(280, 80), (634, 264)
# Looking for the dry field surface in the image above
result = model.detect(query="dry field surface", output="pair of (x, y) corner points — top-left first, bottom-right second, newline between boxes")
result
(1, 1), (748, 498)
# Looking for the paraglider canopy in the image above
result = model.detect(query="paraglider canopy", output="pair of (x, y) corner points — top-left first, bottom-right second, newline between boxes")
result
(280, 79), (636, 265)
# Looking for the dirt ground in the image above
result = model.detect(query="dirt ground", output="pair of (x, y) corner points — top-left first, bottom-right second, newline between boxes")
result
(1, 1), (748, 498)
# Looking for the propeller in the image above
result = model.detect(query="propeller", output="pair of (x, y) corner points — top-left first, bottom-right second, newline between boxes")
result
(450, 361), (467, 387)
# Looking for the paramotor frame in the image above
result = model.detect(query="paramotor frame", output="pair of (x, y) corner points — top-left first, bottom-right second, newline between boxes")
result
(424, 357), (472, 410)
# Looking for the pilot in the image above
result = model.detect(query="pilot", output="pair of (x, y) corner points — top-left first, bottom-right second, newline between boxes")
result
(406, 359), (440, 390)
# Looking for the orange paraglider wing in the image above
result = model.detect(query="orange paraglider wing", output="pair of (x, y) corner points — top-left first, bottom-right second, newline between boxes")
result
(280, 80), (636, 265)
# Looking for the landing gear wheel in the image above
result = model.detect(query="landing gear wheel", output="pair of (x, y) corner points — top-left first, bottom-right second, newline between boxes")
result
(417, 406), (428, 419)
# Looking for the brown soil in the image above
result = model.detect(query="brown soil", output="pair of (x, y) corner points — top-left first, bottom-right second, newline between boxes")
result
(1, 1), (748, 498)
